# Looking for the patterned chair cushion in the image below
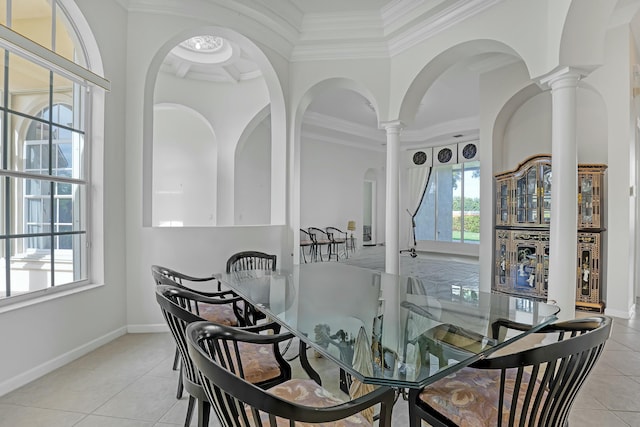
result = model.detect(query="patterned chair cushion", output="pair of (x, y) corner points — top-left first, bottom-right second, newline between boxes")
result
(247, 378), (372, 427)
(418, 366), (545, 427)
(197, 302), (238, 326)
(236, 342), (282, 384)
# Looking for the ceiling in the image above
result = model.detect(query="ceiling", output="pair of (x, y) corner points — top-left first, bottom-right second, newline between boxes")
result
(156, 0), (640, 151)
(288, 0), (394, 14)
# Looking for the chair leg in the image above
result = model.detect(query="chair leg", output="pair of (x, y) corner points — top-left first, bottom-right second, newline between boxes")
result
(173, 347), (180, 370)
(176, 365), (184, 399)
(185, 395), (196, 427)
(197, 398), (211, 427)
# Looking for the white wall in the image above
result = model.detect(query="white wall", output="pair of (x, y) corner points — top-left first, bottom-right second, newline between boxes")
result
(235, 119), (271, 225)
(300, 137), (385, 246)
(153, 104), (217, 226)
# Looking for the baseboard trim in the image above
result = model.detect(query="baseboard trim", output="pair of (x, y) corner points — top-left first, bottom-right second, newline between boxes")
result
(0, 326), (127, 397)
(127, 323), (169, 333)
(605, 304), (636, 320)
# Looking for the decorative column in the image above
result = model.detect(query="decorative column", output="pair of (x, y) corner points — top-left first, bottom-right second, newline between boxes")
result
(380, 121), (403, 275)
(539, 67), (584, 320)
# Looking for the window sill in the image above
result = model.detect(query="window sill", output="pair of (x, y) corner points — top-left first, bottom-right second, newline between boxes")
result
(0, 282), (104, 315)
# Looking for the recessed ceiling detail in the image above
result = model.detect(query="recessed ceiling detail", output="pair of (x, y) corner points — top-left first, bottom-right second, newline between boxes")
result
(161, 35), (262, 83)
(180, 35), (224, 53)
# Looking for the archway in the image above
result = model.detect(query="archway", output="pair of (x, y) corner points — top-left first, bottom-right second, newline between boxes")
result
(142, 26), (287, 227)
(292, 78), (382, 263)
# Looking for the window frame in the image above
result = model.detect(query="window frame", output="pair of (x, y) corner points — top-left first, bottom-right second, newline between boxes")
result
(0, 0), (106, 307)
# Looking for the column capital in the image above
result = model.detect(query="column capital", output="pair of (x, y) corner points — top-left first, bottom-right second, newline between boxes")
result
(379, 120), (404, 132)
(537, 66), (589, 90)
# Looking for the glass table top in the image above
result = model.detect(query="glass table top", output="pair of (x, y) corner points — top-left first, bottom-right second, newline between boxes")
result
(218, 262), (559, 388)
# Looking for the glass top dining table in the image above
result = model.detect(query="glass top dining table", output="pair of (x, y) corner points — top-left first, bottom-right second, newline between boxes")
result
(218, 262), (559, 389)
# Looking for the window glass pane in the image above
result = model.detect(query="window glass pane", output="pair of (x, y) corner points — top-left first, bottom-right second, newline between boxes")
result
(415, 177), (435, 241)
(0, 176), (5, 236)
(11, 0), (53, 50)
(21, 124), (84, 178)
(51, 76), (82, 131)
(54, 4), (78, 63)
(58, 181), (84, 232)
(0, 50), (5, 108)
(8, 52), (50, 116)
(54, 233), (86, 284)
(463, 161), (480, 244)
(436, 165), (455, 242)
(9, 237), (52, 297)
(0, 0), (6, 26)
(66, 129), (84, 180)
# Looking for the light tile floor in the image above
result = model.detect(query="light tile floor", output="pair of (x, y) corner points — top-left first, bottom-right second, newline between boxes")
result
(0, 312), (639, 426)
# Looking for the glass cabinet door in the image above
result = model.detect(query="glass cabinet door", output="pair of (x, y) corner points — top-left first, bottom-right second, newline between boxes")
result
(498, 182), (508, 224)
(516, 176), (526, 223)
(542, 165), (551, 224)
(516, 167), (539, 224)
(579, 175), (593, 225)
(526, 167), (538, 223)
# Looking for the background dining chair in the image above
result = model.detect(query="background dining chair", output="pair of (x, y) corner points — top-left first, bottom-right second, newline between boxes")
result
(156, 284), (306, 427)
(307, 227), (332, 261)
(186, 320), (396, 427)
(326, 226), (348, 260)
(225, 250), (277, 325)
(152, 265), (245, 398)
(408, 316), (612, 427)
(299, 228), (315, 263)
(226, 250), (277, 273)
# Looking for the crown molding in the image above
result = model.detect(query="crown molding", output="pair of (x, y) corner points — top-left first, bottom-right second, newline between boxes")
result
(299, 11), (384, 41)
(304, 111), (384, 141)
(387, 0), (504, 56)
(126, 0), (503, 62)
(302, 127), (387, 153)
(303, 111), (479, 148)
(290, 41), (391, 61)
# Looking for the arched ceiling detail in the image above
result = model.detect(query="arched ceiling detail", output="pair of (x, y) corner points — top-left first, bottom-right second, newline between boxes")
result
(559, 0), (619, 70)
(397, 39), (525, 126)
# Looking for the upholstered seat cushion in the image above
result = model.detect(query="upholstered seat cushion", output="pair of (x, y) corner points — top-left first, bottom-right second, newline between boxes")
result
(196, 302), (238, 326)
(248, 378), (372, 427)
(418, 366), (544, 427)
(236, 342), (282, 384)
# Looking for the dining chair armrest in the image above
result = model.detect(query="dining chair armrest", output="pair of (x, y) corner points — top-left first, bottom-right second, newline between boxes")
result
(490, 318), (535, 340)
(243, 321), (287, 336)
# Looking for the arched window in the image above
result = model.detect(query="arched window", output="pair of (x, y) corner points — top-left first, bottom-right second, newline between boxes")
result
(0, 0), (108, 301)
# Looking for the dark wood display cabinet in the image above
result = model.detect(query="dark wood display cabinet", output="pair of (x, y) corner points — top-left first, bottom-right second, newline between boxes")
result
(493, 154), (606, 312)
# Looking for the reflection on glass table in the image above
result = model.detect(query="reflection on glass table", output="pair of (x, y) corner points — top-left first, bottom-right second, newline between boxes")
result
(218, 262), (559, 389)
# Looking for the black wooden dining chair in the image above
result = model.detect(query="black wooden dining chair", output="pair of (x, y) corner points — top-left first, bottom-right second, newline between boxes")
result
(307, 227), (332, 261)
(408, 316), (612, 427)
(226, 250), (277, 273)
(186, 320), (396, 427)
(326, 226), (348, 260)
(299, 228), (315, 263)
(156, 284), (313, 427)
(225, 251), (277, 325)
(152, 265), (246, 399)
